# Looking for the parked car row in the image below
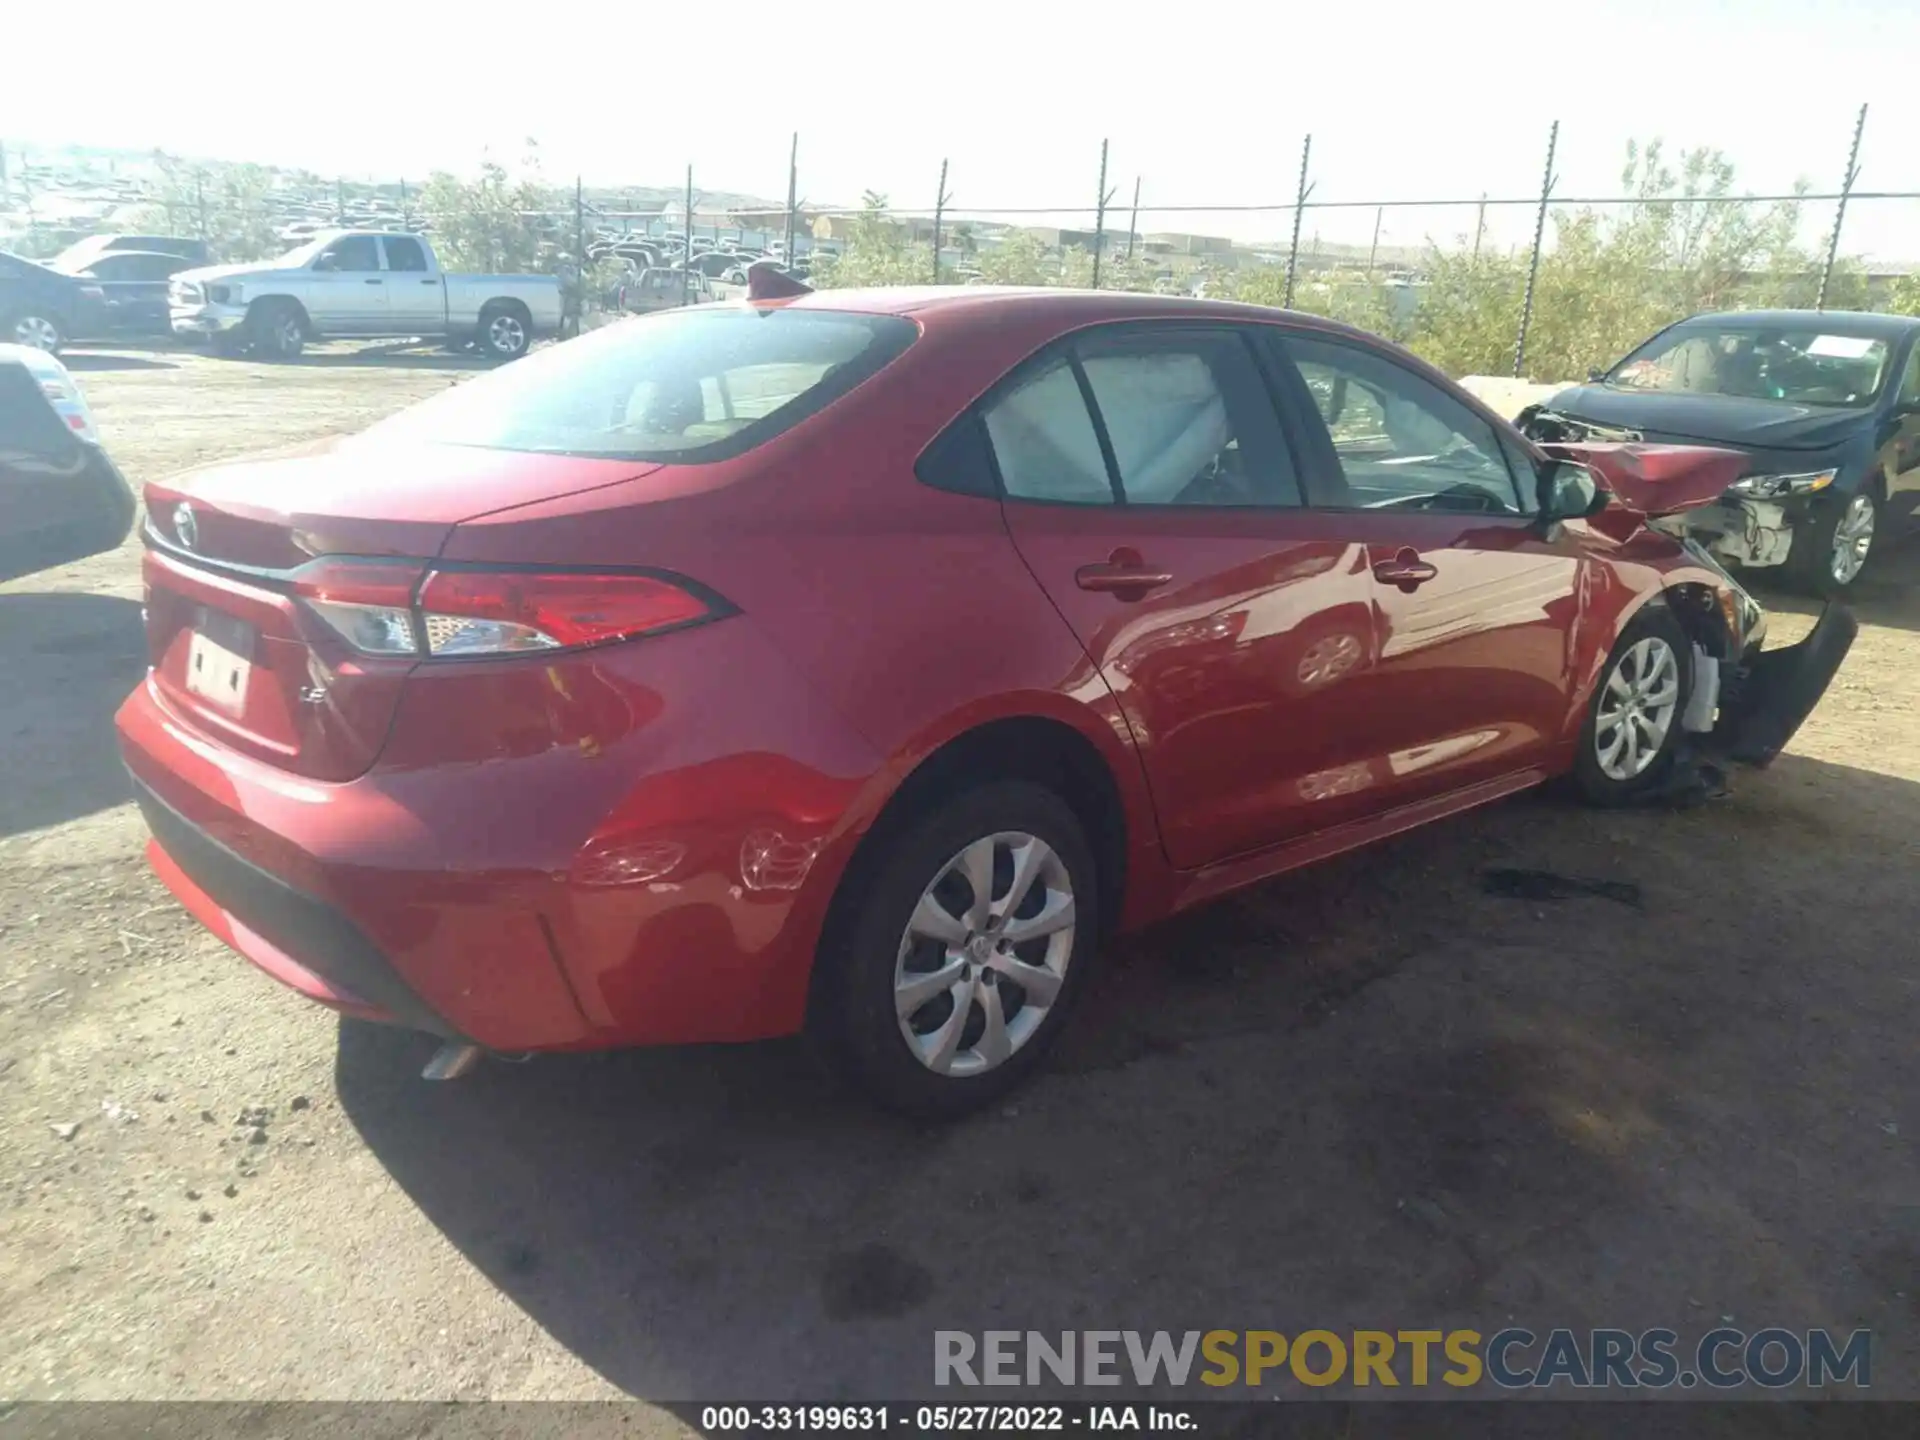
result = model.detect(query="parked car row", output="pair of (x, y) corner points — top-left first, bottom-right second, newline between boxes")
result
(1, 236), (209, 352)
(108, 273), (1855, 1117)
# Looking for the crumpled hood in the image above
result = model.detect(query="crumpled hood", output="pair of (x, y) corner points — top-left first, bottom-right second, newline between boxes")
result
(1542, 383), (1872, 452)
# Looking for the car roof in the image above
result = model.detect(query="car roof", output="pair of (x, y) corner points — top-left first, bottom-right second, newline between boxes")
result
(757, 284), (1378, 339)
(1678, 308), (1920, 339)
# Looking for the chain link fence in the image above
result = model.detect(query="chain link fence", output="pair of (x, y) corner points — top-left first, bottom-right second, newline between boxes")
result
(4, 111), (1917, 379)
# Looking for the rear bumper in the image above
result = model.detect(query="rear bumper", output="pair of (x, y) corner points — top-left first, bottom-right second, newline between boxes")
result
(130, 770), (458, 1036)
(113, 613), (886, 1052)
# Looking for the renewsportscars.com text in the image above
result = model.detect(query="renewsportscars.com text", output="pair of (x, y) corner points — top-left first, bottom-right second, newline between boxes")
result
(934, 1328), (1871, 1391)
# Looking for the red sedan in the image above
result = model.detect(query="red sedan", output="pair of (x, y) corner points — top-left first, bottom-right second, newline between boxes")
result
(115, 280), (1853, 1117)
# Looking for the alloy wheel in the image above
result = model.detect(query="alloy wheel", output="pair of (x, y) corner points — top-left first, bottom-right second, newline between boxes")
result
(1830, 493), (1875, 586)
(12, 315), (59, 351)
(892, 831), (1076, 1077)
(488, 314), (526, 355)
(1594, 636), (1680, 781)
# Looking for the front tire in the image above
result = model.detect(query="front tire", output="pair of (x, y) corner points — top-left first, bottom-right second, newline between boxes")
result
(1572, 607), (1694, 807)
(477, 303), (531, 361)
(1788, 488), (1877, 596)
(247, 300), (305, 360)
(815, 781), (1099, 1121)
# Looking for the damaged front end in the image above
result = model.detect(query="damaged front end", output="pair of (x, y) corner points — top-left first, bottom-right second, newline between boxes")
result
(1520, 404), (1796, 572)
(1540, 436), (1857, 787)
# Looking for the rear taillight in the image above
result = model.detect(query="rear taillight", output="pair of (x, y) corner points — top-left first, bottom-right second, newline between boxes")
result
(290, 560), (425, 656)
(417, 570), (716, 656)
(289, 559), (721, 659)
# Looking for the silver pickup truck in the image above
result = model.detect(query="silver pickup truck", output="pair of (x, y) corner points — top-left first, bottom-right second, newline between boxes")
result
(170, 230), (563, 361)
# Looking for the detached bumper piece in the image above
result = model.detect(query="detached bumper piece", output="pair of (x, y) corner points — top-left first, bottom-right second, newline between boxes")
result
(1712, 603), (1858, 768)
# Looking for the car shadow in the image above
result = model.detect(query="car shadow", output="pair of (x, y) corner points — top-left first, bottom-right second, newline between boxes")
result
(292, 345), (493, 372)
(1745, 531), (1920, 635)
(0, 593), (146, 836)
(337, 752), (1920, 1401)
(60, 352), (181, 372)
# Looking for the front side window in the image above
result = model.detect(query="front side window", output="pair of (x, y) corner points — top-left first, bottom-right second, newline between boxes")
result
(1897, 342), (1920, 408)
(362, 307), (916, 461)
(315, 236), (382, 272)
(1609, 324), (1890, 408)
(1284, 335), (1523, 515)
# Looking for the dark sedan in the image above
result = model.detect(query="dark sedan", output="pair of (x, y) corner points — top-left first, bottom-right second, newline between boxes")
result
(54, 250), (198, 339)
(1519, 309), (1920, 594)
(0, 252), (108, 354)
(0, 344), (136, 582)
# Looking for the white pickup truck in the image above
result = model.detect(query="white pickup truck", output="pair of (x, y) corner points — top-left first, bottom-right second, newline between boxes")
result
(169, 230), (564, 361)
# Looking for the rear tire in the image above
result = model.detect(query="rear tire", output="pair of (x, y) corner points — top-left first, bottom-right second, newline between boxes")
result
(1786, 487), (1877, 597)
(1573, 607), (1694, 807)
(6, 311), (63, 353)
(477, 302), (531, 361)
(813, 781), (1099, 1121)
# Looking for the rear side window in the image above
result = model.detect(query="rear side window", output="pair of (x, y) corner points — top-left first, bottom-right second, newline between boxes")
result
(982, 358), (1115, 504)
(1075, 329), (1301, 507)
(363, 307), (917, 462)
(383, 237), (429, 272)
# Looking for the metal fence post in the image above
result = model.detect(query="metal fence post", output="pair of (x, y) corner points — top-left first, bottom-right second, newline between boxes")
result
(1126, 177), (1141, 261)
(399, 178), (410, 229)
(574, 176), (586, 335)
(683, 165), (694, 307)
(1817, 103), (1868, 311)
(932, 158), (950, 285)
(195, 172), (208, 239)
(1091, 139), (1111, 289)
(784, 133), (798, 265)
(1283, 133), (1312, 309)
(1367, 205), (1382, 276)
(1513, 120), (1559, 379)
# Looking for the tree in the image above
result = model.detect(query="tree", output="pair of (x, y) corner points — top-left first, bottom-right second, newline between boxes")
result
(807, 192), (932, 288)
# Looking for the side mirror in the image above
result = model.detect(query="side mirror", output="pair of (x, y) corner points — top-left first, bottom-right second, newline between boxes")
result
(1586, 367), (1606, 383)
(1538, 459), (1605, 523)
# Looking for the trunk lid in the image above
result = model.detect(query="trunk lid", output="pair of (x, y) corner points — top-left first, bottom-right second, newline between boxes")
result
(141, 441), (659, 780)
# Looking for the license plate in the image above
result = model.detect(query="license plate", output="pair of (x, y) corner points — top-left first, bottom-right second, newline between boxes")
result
(185, 608), (254, 711)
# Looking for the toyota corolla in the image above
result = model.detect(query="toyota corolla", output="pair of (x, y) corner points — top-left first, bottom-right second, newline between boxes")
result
(115, 275), (1853, 1117)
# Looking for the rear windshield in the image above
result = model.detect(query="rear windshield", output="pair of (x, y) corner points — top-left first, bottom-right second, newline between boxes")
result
(1608, 324), (1892, 408)
(363, 307), (917, 461)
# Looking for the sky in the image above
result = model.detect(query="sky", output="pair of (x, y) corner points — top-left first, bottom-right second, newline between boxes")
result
(6, 0), (1920, 260)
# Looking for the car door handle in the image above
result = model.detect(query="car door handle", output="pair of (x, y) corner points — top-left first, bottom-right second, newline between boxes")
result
(419, 279), (438, 285)
(364, 278), (384, 285)
(1076, 549), (1173, 599)
(1372, 548), (1438, 592)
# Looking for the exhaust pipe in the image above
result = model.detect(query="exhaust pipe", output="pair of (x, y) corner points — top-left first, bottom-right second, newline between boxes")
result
(421, 1041), (484, 1081)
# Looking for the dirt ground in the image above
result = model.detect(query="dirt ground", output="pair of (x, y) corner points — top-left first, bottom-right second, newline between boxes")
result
(2, 345), (1916, 1410)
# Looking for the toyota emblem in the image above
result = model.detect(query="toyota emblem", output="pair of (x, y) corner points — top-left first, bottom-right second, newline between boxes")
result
(173, 502), (197, 551)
